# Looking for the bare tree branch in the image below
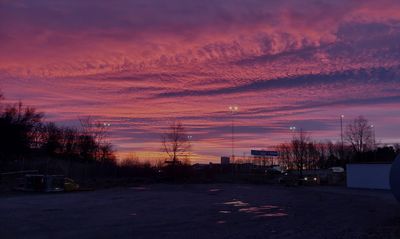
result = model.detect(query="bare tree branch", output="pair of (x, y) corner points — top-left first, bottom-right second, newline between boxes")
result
(161, 121), (191, 165)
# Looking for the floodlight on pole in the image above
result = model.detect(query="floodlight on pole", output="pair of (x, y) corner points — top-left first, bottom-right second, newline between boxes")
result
(289, 126), (296, 140)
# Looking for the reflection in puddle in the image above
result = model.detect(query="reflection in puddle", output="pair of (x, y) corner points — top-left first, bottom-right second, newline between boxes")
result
(223, 200), (249, 207)
(238, 205), (279, 213)
(220, 200), (288, 218)
(216, 220), (226, 224)
(129, 213), (137, 216)
(260, 205), (278, 209)
(209, 188), (222, 192)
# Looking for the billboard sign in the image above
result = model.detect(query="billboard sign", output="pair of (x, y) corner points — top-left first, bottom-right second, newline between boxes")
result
(251, 150), (279, 157)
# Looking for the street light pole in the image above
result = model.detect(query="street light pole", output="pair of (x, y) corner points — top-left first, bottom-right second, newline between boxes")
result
(229, 106), (238, 162)
(187, 135), (192, 162)
(340, 115), (344, 160)
(370, 125), (375, 147)
(371, 124), (376, 161)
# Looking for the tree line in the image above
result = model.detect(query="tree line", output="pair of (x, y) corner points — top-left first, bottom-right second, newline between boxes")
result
(0, 94), (116, 174)
(276, 116), (400, 175)
(1, 89), (399, 180)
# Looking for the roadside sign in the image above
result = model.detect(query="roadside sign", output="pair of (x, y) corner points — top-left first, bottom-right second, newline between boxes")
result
(251, 150), (279, 157)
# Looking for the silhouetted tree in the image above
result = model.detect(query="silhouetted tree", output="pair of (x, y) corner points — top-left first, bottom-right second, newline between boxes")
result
(291, 129), (310, 177)
(79, 117), (114, 161)
(394, 144), (400, 155)
(276, 131), (340, 171)
(60, 127), (79, 157)
(119, 153), (141, 167)
(0, 102), (43, 162)
(306, 141), (320, 170)
(276, 143), (293, 170)
(345, 116), (374, 161)
(325, 141), (345, 166)
(0, 94), (121, 178)
(313, 142), (325, 168)
(41, 122), (63, 156)
(78, 134), (97, 161)
(161, 121), (191, 165)
(375, 146), (396, 162)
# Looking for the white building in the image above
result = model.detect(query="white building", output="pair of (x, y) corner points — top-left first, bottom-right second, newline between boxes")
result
(346, 163), (391, 190)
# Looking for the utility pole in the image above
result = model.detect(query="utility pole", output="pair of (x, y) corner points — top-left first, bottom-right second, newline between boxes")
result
(340, 115), (344, 161)
(229, 106), (238, 162)
(187, 135), (192, 162)
(371, 124), (376, 161)
(370, 125), (376, 148)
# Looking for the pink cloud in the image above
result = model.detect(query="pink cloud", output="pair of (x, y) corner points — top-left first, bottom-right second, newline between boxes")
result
(1, 0), (400, 162)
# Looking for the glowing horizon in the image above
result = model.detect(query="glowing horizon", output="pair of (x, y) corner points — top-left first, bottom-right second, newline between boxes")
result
(1, 0), (400, 162)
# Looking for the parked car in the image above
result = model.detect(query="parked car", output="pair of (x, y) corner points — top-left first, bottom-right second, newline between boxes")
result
(16, 174), (79, 192)
(279, 171), (301, 186)
(301, 175), (319, 185)
(279, 171), (319, 186)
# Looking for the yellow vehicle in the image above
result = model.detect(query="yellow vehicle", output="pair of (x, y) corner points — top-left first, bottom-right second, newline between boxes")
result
(64, 177), (80, 192)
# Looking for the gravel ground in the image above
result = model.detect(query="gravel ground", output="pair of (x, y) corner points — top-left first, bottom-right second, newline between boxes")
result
(0, 184), (399, 239)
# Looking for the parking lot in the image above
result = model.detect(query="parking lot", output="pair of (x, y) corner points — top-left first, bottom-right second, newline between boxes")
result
(0, 184), (399, 239)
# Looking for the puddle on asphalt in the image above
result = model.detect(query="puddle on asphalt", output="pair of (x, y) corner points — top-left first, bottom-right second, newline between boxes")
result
(209, 188), (222, 192)
(255, 212), (288, 218)
(216, 220), (226, 224)
(223, 199), (249, 207)
(239, 207), (265, 213)
(220, 200), (288, 219)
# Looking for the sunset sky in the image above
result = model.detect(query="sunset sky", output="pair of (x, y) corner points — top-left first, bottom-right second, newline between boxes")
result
(1, 0), (400, 162)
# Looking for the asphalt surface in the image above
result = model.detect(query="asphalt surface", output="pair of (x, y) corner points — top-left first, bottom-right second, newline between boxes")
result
(0, 184), (399, 239)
